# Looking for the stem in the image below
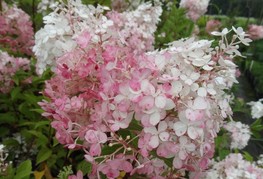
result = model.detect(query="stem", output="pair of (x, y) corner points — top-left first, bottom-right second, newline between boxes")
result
(32, 0), (36, 32)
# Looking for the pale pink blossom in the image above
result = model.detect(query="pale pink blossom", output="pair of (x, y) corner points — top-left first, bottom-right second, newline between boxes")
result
(203, 153), (263, 179)
(247, 98), (263, 119)
(206, 19), (221, 34)
(0, 2), (34, 55)
(247, 24), (263, 40)
(224, 121), (251, 149)
(180, 0), (210, 22)
(0, 51), (30, 93)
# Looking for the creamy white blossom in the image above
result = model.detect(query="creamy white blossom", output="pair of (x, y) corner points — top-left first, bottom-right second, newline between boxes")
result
(224, 121), (251, 149)
(247, 99), (263, 119)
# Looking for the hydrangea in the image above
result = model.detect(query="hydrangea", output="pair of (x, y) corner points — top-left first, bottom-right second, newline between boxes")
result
(0, 50), (30, 93)
(0, 2), (34, 55)
(179, 0), (210, 22)
(224, 121), (251, 149)
(247, 99), (263, 119)
(37, 0), (251, 178)
(247, 25), (263, 40)
(202, 153), (263, 179)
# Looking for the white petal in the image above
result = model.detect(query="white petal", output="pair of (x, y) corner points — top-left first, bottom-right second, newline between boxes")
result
(164, 98), (176, 110)
(187, 126), (198, 140)
(159, 132), (169, 141)
(185, 143), (196, 152)
(149, 135), (159, 148)
(203, 65), (213, 71)
(197, 87), (207, 97)
(144, 127), (158, 135)
(173, 121), (187, 136)
(171, 81), (182, 94)
(193, 97), (207, 110)
(158, 121), (168, 132)
(155, 95), (166, 108)
(155, 55), (166, 70)
(149, 112), (161, 126)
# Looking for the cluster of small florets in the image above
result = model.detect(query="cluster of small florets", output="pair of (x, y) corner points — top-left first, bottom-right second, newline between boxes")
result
(223, 121), (251, 150)
(36, 0), (251, 178)
(37, 0), (58, 14)
(248, 99), (263, 119)
(203, 153), (263, 179)
(0, 2), (34, 55)
(179, 0), (210, 22)
(0, 51), (30, 93)
(33, 0), (161, 75)
(247, 24), (263, 40)
(0, 144), (11, 174)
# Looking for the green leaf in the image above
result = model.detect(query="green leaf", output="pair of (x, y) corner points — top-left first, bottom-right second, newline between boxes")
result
(30, 108), (45, 114)
(11, 87), (21, 100)
(0, 113), (16, 124)
(14, 160), (32, 179)
(36, 148), (52, 165)
(77, 160), (92, 175)
(101, 144), (122, 155)
(219, 149), (230, 160)
(129, 119), (143, 131)
(243, 151), (254, 162)
(33, 120), (50, 129)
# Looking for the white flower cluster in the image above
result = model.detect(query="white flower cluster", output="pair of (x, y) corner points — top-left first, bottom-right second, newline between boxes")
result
(247, 99), (263, 119)
(37, 0), (58, 14)
(224, 121), (251, 149)
(33, 0), (162, 75)
(0, 144), (11, 173)
(257, 154), (263, 167)
(203, 153), (263, 179)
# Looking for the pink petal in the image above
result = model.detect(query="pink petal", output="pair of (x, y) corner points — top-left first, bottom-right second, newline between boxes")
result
(173, 157), (183, 169)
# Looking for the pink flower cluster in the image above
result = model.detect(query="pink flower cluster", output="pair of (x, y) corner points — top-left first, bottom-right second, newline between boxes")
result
(247, 25), (263, 40)
(0, 51), (30, 93)
(203, 153), (263, 179)
(224, 121), (251, 150)
(36, 1), (251, 178)
(0, 2), (34, 56)
(179, 0), (210, 22)
(206, 19), (221, 34)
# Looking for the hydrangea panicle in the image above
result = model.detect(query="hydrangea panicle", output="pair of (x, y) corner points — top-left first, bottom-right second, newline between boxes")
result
(224, 121), (251, 149)
(0, 2), (34, 55)
(0, 50), (30, 93)
(36, 0), (252, 178)
(202, 153), (263, 179)
(179, 0), (210, 22)
(247, 24), (263, 40)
